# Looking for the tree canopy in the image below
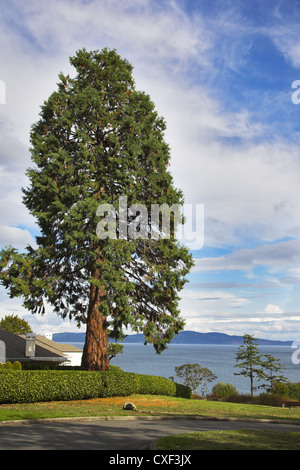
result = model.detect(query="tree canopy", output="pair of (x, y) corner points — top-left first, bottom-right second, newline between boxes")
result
(0, 48), (194, 370)
(0, 314), (32, 334)
(174, 363), (217, 396)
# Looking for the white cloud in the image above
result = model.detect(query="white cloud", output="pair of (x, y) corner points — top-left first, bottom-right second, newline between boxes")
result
(139, 69), (300, 248)
(0, 287), (85, 335)
(0, 226), (36, 250)
(179, 288), (251, 335)
(1, 0), (210, 67)
(265, 23), (300, 68)
(180, 295), (300, 340)
(193, 239), (300, 273)
(1, 0), (300, 251)
(264, 304), (284, 314)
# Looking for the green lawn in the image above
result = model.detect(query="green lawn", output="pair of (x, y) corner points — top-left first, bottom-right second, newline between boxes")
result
(0, 394), (300, 422)
(155, 430), (300, 450)
(1, 395), (299, 450)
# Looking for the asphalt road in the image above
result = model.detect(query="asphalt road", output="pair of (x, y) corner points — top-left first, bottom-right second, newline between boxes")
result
(0, 416), (299, 450)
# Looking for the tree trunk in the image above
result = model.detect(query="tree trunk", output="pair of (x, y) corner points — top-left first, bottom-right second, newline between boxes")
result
(250, 370), (254, 398)
(81, 281), (110, 371)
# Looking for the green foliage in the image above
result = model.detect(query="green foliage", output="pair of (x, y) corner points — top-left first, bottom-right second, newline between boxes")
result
(212, 382), (238, 398)
(175, 363), (217, 396)
(175, 382), (192, 399)
(108, 342), (124, 360)
(0, 314), (32, 334)
(0, 361), (22, 370)
(259, 354), (287, 393)
(136, 374), (178, 396)
(0, 369), (190, 404)
(219, 392), (291, 407)
(0, 47), (194, 368)
(255, 393), (289, 407)
(12, 361), (22, 370)
(234, 334), (265, 397)
(271, 381), (300, 401)
(3, 361), (13, 370)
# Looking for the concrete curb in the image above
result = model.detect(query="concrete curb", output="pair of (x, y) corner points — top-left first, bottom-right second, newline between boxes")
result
(1, 414), (300, 426)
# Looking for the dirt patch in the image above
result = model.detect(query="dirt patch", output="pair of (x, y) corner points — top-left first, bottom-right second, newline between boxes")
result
(75, 396), (178, 408)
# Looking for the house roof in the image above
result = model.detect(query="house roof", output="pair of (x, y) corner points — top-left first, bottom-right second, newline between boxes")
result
(0, 328), (82, 363)
(20, 334), (83, 354)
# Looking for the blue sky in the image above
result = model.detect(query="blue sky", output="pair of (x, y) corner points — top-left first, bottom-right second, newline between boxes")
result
(0, 0), (300, 340)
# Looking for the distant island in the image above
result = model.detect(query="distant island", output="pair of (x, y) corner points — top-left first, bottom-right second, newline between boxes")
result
(53, 330), (293, 346)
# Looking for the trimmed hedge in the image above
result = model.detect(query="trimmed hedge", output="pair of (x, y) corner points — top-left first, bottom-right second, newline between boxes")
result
(0, 368), (191, 404)
(0, 361), (22, 370)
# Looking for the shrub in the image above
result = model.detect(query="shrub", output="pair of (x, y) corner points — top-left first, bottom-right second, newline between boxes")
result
(255, 393), (288, 407)
(175, 363), (216, 396)
(272, 381), (300, 401)
(138, 374), (176, 397)
(221, 394), (253, 404)
(0, 368), (191, 404)
(211, 382), (238, 398)
(0, 370), (100, 403)
(175, 382), (192, 399)
(12, 361), (22, 370)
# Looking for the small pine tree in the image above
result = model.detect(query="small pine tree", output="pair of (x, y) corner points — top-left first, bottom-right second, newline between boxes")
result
(260, 354), (287, 393)
(234, 334), (265, 397)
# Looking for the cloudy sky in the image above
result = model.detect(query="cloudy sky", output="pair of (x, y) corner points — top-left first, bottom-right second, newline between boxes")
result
(0, 0), (300, 341)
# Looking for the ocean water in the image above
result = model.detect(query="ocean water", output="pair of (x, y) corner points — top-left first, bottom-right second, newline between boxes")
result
(69, 342), (300, 395)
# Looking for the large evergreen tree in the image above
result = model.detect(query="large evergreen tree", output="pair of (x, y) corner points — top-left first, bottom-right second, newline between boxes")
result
(0, 48), (193, 370)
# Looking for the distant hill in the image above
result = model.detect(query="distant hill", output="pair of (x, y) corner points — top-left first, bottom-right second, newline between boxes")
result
(53, 330), (292, 346)
(53, 332), (86, 343)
